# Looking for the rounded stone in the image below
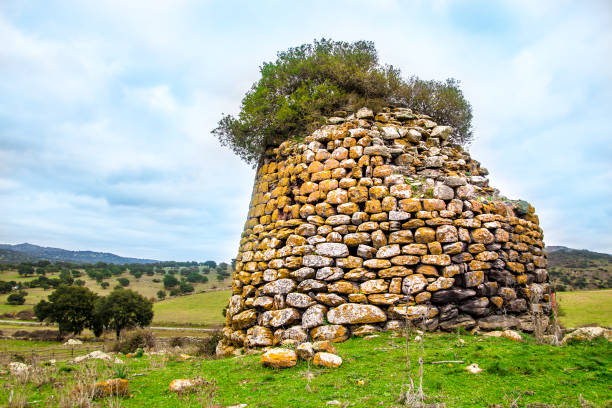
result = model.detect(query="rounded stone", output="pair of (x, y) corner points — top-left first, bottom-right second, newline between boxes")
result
(315, 243), (349, 258)
(260, 348), (297, 368)
(327, 303), (387, 324)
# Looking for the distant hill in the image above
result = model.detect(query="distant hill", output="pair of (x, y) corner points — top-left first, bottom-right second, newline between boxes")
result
(0, 248), (39, 264)
(0, 243), (158, 265)
(547, 246), (612, 291)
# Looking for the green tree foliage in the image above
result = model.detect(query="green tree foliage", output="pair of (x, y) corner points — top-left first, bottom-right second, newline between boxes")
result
(0, 280), (15, 294)
(18, 263), (35, 276)
(157, 289), (166, 300)
(214, 38), (473, 166)
(7, 290), (27, 305)
(94, 288), (153, 339)
(203, 260), (217, 269)
(163, 274), (179, 289)
(117, 277), (130, 287)
(34, 286), (98, 335)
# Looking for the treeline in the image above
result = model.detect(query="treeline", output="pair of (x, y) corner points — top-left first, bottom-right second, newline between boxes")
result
(1, 259), (234, 307)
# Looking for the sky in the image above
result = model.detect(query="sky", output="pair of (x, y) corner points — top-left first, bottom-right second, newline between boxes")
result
(0, 0), (611, 261)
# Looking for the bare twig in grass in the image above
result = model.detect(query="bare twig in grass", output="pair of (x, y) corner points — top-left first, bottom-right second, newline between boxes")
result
(399, 297), (426, 407)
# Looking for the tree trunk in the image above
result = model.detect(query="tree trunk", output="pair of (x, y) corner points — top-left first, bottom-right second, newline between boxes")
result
(116, 328), (121, 339)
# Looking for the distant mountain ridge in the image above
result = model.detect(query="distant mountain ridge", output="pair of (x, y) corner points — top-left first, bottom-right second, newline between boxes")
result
(0, 243), (158, 264)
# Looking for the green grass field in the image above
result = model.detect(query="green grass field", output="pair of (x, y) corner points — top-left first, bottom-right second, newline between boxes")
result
(1, 331), (610, 407)
(556, 289), (612, 328)
(152, 290), (231, 327)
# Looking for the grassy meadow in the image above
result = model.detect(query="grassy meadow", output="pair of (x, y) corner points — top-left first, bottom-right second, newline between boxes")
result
(0, 266), (232, 319)
(1, 331), (611, 407)
(152, 290), (231, 327)
(556, 289), (612, 328)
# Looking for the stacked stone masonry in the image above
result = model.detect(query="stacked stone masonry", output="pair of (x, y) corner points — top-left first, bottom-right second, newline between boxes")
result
(219, 107), (551, 353)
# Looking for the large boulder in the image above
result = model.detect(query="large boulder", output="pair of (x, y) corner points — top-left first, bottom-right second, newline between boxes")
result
(260, 348), (298, 368)
(327, 303), (387, 325)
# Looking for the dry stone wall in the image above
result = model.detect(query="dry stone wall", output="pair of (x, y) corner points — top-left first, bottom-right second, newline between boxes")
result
(218, 106), (551, 354)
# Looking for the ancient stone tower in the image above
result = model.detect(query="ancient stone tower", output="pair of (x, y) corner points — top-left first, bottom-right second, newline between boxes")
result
(218, 107), (551, 354)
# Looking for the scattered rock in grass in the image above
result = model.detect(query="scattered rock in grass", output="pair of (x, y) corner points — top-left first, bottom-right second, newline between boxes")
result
(72, 350), (122, 364)
(169, 378), (194, 393)
(9, 362), (30, 376)
(363, 335), (380, 340)
(483, 330), (523, 342)
(226, 405), (248, 408)
(313, 352), (343, 368)
(93, 378), (129, 398)
(326, 401), (343, 406)
(414, 335), (422, 342)
(260, 348), (297, 368)
(177, 353), (193, 361)
(465, 363), (482, 374)
(312, 340), (337, 354)
(502, 330), (523, 342)
(561, 327), (612, 345)
(63, 338), (83, 346)
(296, 342), (315, 361)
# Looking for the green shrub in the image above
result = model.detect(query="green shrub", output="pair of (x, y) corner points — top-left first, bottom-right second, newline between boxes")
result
(7, 291), (27, 305)
(194, 330), (223, 357)
(110, 329), (156, 354)
(214, 38), (473, 166)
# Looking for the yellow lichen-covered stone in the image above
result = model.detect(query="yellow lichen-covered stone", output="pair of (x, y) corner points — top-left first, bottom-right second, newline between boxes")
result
(416, 264), (438, 277)
(232, 309), (258, 329)
(327, 188), (348, 204)
(94, 379), (129, 398)
(363, 259), (392, 269)
(390, 184), (412, 199)
(364, 199), (382, 213)
(312, 170), (331, 182)
(388, 230), (413, 244)
(399, 198), (421, 212)
(454, 218), (481, 228)
(337, 202), (359, 215)
(369, 185), (388, 199)
(381, 196), (397, 211)
(313, 352), (343, 367)
(506, 262), (525, 274)
(299, 182), (318, 195)
(360, 279), (389, 294)
(491, 296), (504, 308)
(414, 227), (436, 243)
(401, 243), (428, 255)
(373, 165), (392, 178)
(464, 270), (484, 287)
(378, 266), (411, 278)
(426, 277), (455, 291)
(327, 303), (387, 324)
(472, 228), (495, 244)
(348, 293), (367, 302)
(475, 251), (499, 261)
(336, 256), (363, 269)
(390, 255), (419, 266)
(371, 230), (387, 248)
(328, 280), (358, 294)
(319, 179), (339, 193)
(422, 254), (451, 266)
(260, 348), (297, 368)
(368, 293), (402, 305)
(307, 161), (324, 173)
(311, 325), (349, 342)
(415, 291), (431, 304)
(348, 186), (369, 202)
(422, 199), (445, 211)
